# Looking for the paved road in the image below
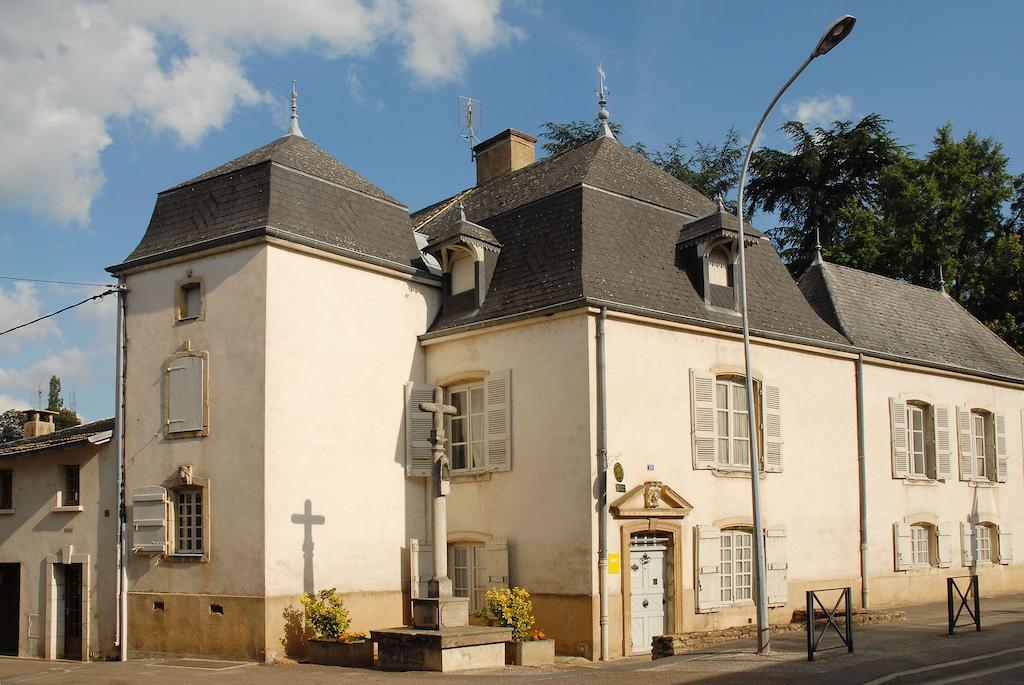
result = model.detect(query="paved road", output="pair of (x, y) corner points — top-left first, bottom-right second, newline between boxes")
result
(2, 594), (1022, 684)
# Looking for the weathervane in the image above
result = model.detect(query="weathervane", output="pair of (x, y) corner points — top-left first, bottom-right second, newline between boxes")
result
(289, 80), (304, 138)
(596, 64), (614, 140)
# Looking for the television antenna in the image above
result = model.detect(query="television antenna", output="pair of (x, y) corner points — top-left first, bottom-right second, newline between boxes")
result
(458, 96), (482, 160)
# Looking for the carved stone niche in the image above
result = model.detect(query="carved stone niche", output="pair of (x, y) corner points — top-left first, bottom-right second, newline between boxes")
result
(611, 481), (693, 519)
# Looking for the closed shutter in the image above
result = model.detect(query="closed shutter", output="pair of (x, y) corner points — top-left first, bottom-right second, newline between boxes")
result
(995, 413), (1008, 483)
(961, 521), (975, 567)
(936, 522), (953, 568)
(691, 370), (717, 469)
(405, 382), (436, 478)
(893, 522), (912, 571)
(934, 405), (954, 480)
(764, 526), (788, 605)
(485, 370), (511, 472)
(167, 355), (204, 433)
(132, 486), (168, 554)
(763, 382), (783, 472)
(998, 523), (1013, 565)
(957, 406), (975, 481)
(890, 398), (909, 478)
(694, 525), (721, 613)
(484, 538), (510, 591)
(409, 538), (434, 599)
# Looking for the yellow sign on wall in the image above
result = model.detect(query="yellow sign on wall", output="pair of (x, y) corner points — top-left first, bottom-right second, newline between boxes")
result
(608, 553), (620, 575)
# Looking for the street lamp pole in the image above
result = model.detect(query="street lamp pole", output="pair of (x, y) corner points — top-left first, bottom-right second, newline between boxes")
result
(735, 15), (856, 655)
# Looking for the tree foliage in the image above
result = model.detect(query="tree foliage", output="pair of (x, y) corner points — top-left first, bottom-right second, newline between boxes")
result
(0, 409), (24, 443)
(45, 375), (81, 431)
(47, 375), (62, 412)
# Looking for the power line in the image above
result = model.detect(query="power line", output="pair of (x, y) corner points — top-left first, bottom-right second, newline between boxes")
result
(0, 288), (120, 338)
(0, 275), (116, 288)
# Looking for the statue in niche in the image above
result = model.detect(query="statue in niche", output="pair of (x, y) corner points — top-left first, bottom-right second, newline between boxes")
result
(643, 481), (663, 509)
(177, 464), (193, 486)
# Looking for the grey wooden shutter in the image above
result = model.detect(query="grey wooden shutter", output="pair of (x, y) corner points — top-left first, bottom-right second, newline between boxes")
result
(763, 381), (782, 472)
(691, 369), (717, 469)
(995, 413), (1008, 483)
(890, 398), (909, 478)
(405, 382), (436, 478)
(893, 522), (912, 571)
(409, 538), (433, 598)
(132, 486), (168, 554)
(934, 405), (953, 480)
(485, 369), (511, 472)
(764, 526), (788, 605)
(936, 522), (953, 568)
(956, 406), (975, 480)
(167, 355), (204, 433)
(998, 523), (1013, 564)
(484, 538), (510, 591)
(961, 521), (975, 566)
(694, 525), (721, 613)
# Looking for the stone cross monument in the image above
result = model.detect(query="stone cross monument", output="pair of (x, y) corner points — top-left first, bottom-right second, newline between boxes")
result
(419, 387), (458, 599)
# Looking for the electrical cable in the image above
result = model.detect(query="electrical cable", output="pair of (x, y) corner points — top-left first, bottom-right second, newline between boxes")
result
(0, 275), (117, 288)
(0, 288), (119, 337)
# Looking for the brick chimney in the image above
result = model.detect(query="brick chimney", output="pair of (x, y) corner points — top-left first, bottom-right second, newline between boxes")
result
(22, 409), (57, 437)
(473, 129), (536, 185)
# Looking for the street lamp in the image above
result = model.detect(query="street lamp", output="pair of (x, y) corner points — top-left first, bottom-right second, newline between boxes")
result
(735, 14), (856, 656)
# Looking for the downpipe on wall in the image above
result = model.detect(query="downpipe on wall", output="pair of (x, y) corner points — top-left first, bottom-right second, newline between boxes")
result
(114, 280), (128, 660)
(597, 307), (609, 661)
(856, 354), (869, 609)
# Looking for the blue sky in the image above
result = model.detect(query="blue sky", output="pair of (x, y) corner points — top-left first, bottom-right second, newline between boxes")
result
(1, 1), (1022, 422)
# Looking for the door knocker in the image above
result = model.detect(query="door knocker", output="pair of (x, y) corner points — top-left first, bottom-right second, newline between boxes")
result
(642, 599), (649, 608)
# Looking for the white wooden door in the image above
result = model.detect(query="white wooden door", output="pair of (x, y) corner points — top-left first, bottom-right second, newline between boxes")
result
(630, 544), (668, 653)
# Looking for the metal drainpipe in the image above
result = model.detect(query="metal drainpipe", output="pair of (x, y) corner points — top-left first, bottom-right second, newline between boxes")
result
(115, 279), (128, 660)
(856, 354), (869, 609)
(597, 307), (609, 661)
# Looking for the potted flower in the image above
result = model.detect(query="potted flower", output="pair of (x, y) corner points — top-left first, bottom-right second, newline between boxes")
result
(484, 587), (555, 666)
(300, 588), (373, 667)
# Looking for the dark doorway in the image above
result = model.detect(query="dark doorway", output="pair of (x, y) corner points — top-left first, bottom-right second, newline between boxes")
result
(62, 564), (83, 660)
(0, 563), (20, 656)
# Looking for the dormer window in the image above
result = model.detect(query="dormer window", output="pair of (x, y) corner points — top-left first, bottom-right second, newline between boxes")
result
(450, 253), (476, 295)
(677, 206), (760, 315)
(707, 247), (734, 287)
(420, 202), (502, 319)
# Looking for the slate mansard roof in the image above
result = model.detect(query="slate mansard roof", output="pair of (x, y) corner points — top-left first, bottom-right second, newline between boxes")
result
(799, 261), (1024, 382)
(109, 134), (425, 275)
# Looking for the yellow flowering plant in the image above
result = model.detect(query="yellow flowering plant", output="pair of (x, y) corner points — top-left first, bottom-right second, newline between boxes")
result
(484, 586), (538, 642)
(299, 588), (352, 641)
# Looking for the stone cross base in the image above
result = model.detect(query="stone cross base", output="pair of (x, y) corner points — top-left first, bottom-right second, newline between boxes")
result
(411, 596), (469, 630)
(372, 625), (512, 672)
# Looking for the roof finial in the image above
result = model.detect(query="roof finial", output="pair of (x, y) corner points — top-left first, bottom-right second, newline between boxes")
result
(459, 200), (467, 222)
(289, 80), (304, 137)
(939, 264), (947, 295)
(813, 225), (823, 265)
(596, 64), (615, 140)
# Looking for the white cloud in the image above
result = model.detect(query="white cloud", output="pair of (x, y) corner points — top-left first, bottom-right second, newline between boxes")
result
(782, 95), (854, 128)
(347, 65), (385, 111)
(0, 282), (62, 353)
(0, 394), (31, 411)
(0, 1), (517, 225)
(0, 347), (97, 399)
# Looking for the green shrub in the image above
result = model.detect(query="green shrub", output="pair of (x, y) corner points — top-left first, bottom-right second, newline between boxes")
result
(484, 586), (536, 641)
(299, 588), (351, 641)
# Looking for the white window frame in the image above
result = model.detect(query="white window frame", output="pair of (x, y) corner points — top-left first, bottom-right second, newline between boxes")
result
(719, 528), (753, 605)
(972, 411), (992, 481)
(910, 524), (932, 566)
(447, 382), (486, 474)
(448, 542), (487, 613)
(977, 524), (993, 563)
(906, 405), (929, 477)
(715, 377), (756, 469)
(173, 487), (204, 556)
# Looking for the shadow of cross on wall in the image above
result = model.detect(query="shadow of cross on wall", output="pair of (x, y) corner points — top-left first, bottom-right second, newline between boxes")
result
(291, 499), (325, 596)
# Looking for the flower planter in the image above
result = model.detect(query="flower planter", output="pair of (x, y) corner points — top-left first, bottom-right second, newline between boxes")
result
(306, 639), (374, 668)
(505, 638), (555, 666)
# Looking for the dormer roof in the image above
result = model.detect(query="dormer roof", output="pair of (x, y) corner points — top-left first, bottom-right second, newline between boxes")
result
(677, 208), (763, 250)
(424, 211), (502, 256)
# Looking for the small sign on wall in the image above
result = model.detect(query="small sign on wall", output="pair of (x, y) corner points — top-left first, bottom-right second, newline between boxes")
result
(608, 553), (620, 575)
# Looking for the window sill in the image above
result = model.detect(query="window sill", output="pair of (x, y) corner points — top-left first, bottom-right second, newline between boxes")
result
(164, 553), (207, 563)
(710, 467), (766, 480)
(903, 477), (939, 486)
(969, 480), (998, 488)
(52, 505), (83, 513)
(450, 471), (493, 483)
(0, 508), (14, 515)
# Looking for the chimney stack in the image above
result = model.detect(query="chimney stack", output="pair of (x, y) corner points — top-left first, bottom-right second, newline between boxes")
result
(22, 409), (57, 438)
(473, 129), (536, 186)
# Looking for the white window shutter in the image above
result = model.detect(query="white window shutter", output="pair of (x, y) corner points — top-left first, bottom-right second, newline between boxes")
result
(893, 522), (912, 571)
(936, 522), (953, 568)
(763, 382), (783, 472)
(132, 486), (168, 554)
(764, 526), (788, 605)
(957, 406), (975, 481)
(690, 370), (717, 469)
(998, 523), (1013, 565)
(484, 537), (510, 591)
(961, 521), (975, 567)
(167, 355), (204, 433)
(694, 525), (721, 613)
(405, 382), (436, 478)
(485, 369), (511, 472)
(995, 413), (1008, 483)
(933, 405), (954, 480)
(409, 538), (433, 599)
(889, 398), (909, 478)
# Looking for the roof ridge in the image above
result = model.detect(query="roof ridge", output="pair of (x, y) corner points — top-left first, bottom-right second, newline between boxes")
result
(813, 262), (853, 340)
(822, 260), (950, 299)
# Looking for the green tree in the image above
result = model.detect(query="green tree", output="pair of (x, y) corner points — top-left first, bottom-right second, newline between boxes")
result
(538, 119), (624, 155)
(0, 409), (24, 443)
(651, 128), (743, 212)
(45, 375), (80, 431)
(47, 375), (63, 411)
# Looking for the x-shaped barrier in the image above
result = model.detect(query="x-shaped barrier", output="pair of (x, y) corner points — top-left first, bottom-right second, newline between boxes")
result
(947, 575), (981, 634)
(806, 586), (853, 662)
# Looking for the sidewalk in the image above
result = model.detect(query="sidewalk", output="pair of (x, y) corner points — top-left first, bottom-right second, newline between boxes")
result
(2, 594), (1022, 684)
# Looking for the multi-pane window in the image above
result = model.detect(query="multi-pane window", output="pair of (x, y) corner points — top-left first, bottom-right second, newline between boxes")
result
(977, 524), (992, 563)
(906, 405), (927, 476)
(175, 489), (203, 554)
(448, 543), (486, 612)
(910, 525), (931, 566)
(716, 378), (751, 468)
(972, 412), (989, 480)
(449, 384), (485, 472)
(63, 465), (80, 506)
(0, 469), (12, 510)
(720, 529), (753, 604)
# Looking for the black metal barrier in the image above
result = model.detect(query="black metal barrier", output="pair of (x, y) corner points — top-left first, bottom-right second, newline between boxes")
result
(806, 586), (853, 662)
(947, 575), (981, 634)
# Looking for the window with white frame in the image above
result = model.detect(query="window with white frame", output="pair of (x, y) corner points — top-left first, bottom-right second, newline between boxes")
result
(720, 528), (753, 604)
(906, 405), (929, 477)
(972, 411), (992, 480)
(910, 525), (932, 566)
(448, 383), (486, 472)
(175, 488), (204, 555)
(448, 543), (486, 612)
(891, 399), (953, 481)
(977, 524), (993, 563)
(715, 377), (755, 468)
